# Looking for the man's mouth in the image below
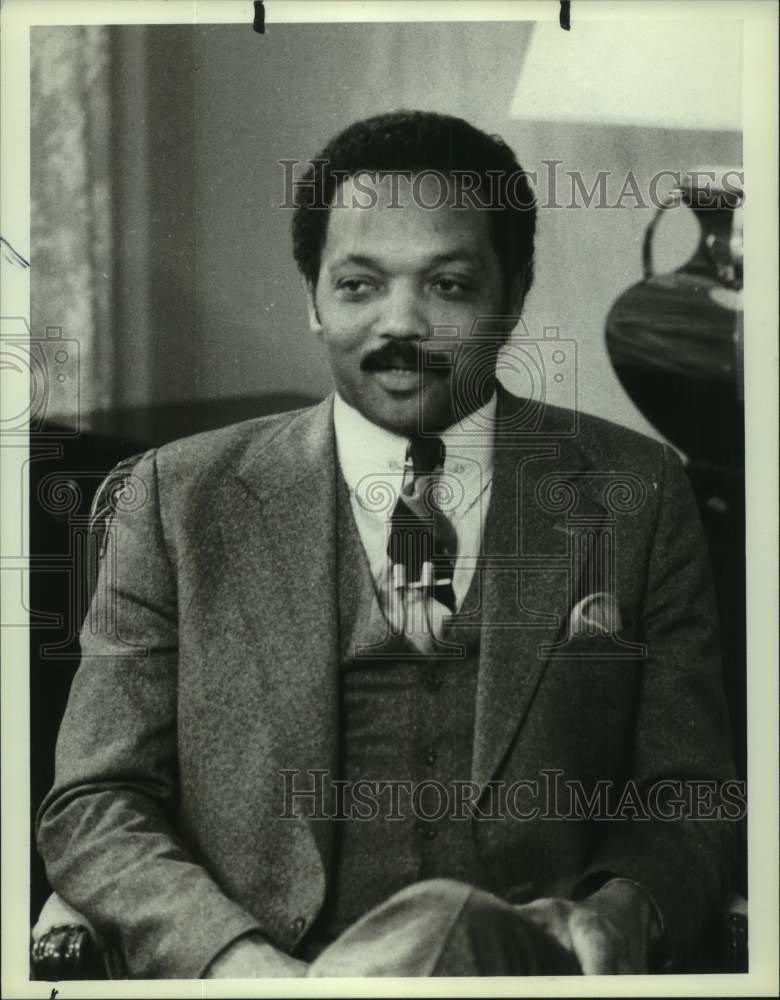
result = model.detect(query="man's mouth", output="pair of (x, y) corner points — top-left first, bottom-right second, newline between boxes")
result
(370, 367), (423, 393)
(363, 344), (420, 373)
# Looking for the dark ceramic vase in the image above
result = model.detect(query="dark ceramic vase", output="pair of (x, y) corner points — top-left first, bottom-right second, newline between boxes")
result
(606, 168), (743, 470)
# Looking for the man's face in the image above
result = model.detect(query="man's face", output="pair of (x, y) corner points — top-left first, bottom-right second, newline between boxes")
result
(307, 173), (522, 436)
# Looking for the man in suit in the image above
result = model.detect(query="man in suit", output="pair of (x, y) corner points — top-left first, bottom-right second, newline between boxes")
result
(37, 111), (737, 978)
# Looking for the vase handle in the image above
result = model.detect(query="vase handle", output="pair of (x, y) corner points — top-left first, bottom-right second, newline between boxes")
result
(642, 188), (685, 279)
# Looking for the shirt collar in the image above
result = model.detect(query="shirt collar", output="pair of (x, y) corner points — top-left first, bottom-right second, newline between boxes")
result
(333, 391), (496, 516)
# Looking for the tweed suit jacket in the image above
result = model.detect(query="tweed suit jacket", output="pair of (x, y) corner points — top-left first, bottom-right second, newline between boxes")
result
(37, 387), (737, 978)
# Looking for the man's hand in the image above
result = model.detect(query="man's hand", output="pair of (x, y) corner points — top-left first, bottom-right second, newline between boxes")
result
(204, 934), (308, 978)
(513, 879), (662, 975)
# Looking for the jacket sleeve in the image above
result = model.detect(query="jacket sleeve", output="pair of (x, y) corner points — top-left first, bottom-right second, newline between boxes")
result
(575, 444), (739, 964)
(35, 449), (266, 979)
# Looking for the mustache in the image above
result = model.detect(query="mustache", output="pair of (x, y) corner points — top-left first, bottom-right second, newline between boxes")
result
(361, 340), (453, 372)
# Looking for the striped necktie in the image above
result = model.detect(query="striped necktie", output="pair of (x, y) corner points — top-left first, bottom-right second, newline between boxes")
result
(387, 435), (458, 614)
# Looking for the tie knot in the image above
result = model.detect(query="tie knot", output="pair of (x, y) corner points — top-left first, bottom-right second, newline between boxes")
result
(407, 435), (446, 479)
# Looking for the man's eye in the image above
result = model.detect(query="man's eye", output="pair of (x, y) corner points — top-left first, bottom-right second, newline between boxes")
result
(336, 278), (376, 295)
(431, 277), (472, 296)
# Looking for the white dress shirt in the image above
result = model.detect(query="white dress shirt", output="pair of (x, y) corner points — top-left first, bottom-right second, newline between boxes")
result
(333, 391), (496, 614)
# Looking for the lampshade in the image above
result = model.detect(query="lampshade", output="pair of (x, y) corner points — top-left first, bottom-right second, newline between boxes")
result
(511, 20), (742, 131)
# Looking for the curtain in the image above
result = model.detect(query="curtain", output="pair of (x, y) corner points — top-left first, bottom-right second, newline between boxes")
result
(30, 26), (113, 423)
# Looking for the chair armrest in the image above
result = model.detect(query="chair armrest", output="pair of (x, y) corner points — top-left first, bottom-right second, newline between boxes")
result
(676, 892), (748, 973)
(30, 893), (106, 980)
(723, 893), (748, 973)
(31, 924), (103, 981)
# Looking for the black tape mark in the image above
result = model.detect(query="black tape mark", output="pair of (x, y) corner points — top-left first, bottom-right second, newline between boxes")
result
(253, 1), (265, 34)
(560, 1), (571, 30)
(1, 235), (30, 268)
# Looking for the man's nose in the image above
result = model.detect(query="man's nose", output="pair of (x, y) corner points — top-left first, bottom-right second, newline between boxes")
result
(375, 284), (428, 339)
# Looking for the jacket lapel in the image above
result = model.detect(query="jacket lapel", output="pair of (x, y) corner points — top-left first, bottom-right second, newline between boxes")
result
(218, 396), (339, 872)
(471, 389), (605, 793)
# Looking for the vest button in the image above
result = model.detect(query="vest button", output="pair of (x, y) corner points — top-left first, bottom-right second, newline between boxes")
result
(424, 745), (438, 765)
(424, 668), (443, 690)
(290, 916), (306, 936)
(416, 822), (438, 839)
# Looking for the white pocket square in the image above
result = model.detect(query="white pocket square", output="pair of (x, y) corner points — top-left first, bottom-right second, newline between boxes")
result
(568, 592), (622, 638)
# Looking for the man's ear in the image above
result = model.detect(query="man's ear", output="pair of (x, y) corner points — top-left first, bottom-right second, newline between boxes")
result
(508, 267), (528, 316)
(304, 278), (323, 335)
